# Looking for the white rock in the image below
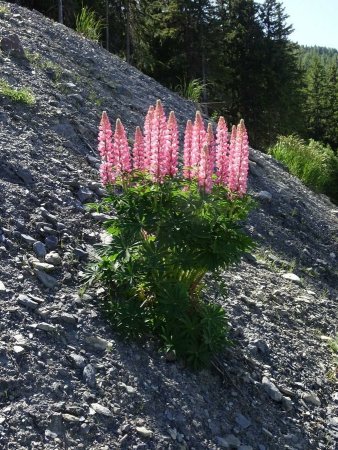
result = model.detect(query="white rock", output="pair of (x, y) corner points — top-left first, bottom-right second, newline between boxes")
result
(136, 426), (153, 438)
(85, 335), (112, 351)
(282, 273), (301, 283)
(13, 345), (25, 355)
(303, 392), (321, 406)
(90, 403), (113, 417)
(0, 281), (6, 292)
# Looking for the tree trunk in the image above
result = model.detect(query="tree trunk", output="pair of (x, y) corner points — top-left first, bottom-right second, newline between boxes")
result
(58, 0), (63, 24)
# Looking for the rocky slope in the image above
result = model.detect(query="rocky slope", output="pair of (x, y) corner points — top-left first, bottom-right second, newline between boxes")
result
(0, 2), (337, 449)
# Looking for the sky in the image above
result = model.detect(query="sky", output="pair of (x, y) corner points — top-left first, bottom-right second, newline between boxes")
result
(258, 0), (338, 49)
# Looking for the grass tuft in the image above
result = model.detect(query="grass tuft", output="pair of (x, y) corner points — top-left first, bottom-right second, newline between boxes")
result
(0, 79), (35, 105)
(75, 6), (103, 42)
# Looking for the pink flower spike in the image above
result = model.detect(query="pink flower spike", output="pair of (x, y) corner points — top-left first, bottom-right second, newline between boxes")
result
(205, 123), (216, 179)
(99, 161), (114, 186)
(150, 100), (167, 181)
(143, 105), (154, 172)
(216, 116), (229, 185)
(191, 111), (206, 178)
(198, 144), (213, 194)
(133, 126), (145, 171)
(112, 118), (131, 175)
(183, 119), (193, 179)
(227, 125), (239, 192)
(165, 111), (179, 177)
(98, 111), (113, 160)
(237, 119), (249, 195)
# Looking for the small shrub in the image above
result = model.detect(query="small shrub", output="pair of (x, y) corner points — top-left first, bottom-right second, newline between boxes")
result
(86, 102), (254, 368)
(75, 6), (103, 42)
(269, 135), (338, 202)
(0, 79), (35, 105)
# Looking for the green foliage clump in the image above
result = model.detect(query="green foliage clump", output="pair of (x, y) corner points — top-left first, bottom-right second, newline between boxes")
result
(269, 135), (338, 203)
(0, 79), (35, 105)
(86, 174), (254, 368)
(75, 6), (103, 42)
(175, 78), (205, 103)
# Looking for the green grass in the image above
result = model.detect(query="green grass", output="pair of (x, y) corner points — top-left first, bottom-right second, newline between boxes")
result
(75, 6), (103, 42)
(175, 78), (205, 102)
(329, 335), (338, 354)
(0, 5), (9, 15)
(269, 135), (338, 203)
(0, 79), (35, 105)
(25, 51), (63, 82)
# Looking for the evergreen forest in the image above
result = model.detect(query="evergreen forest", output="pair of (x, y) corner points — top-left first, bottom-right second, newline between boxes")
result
(12, 0), (338, 156)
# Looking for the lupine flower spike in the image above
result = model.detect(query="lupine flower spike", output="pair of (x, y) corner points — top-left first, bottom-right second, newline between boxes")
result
(150, 100), (167, 180)
(98, 111), (114, 186)
(205, 123), (216, 180)
(198, 144), (213, 193)
(143, 105), (154, 171)
(237, 119), (249, 195)
(191, 111), (205, 178)
(111, 118), (131, 176)
(183, 119), (193, 179)
(216, 116), (229, 185)
(165, 111), (179, 177)
(133, 126), (144, 170)
(227, 125), (239, 192)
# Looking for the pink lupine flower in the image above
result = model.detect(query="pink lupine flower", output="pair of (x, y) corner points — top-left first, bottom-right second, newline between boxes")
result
(205, 123), (216, 179)
(98, 111), (113, 159)
(191, 111), (206, 178)
(165, 111), (179, 177)
(143, 105), (154, 171)
(227, 125), (240, 192)
(198, 144), (213, 193)
(150, 100), (167, 181)
(111, 118), (131, 175)
(183, 119), (193, 179)
(237, 119), (249, 195)
(133, 126), (145, 170)
(215, 116), (229, 185)
(100, 161), (114, 186)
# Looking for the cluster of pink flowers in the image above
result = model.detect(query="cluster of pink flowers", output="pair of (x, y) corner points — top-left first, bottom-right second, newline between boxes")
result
(98, 100), (249, 195)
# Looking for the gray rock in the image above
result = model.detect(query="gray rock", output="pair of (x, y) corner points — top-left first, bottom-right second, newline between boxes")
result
(215, 434), (241, 449)
(90, 403), (112, 417)
(69, 353), (86, 368)
(0, 281), (6, 293)
(83, 364), (96, 388)
(57, 312), (77, 324)
(45, 251), (62, 265)
(282, 396), (293, 411)
(45, 235), (58, 250)
(20, 233), (36, 245)
(74, 248), (88, 260)
(235, 413), (251, 429)
(302, 392), (321, 406)
(36, 270), (58, 288)
(91, 212), (112, 223)
(282, 273), (301, 283)
(257, 191), (272, 202)
(262, 376), (282, 402)
(85, 335), (112, 351)
(17, 293), (39, 310)
(32, 260), (55, 272)
(136, 426), (153, 438)
(33, 241), (47, 258)
(77, 187), (95, 203)
(36, 322), (57, 332)
(1, 34), (25, 57)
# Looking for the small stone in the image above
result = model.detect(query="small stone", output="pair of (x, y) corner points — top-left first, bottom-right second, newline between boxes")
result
(262, 376), (282, 402)
(32, 261), (55, 272)
(45, 252), (62, 265)
(136, 426), (153, 438)
(36, 322), (57, 333)
(1, 34), (25, 57)
(45, 235), (58, 250)
(257, 191), (272, 202)
(90, 403), (112, 417)
(74, 248), (88, 260)
(282, 273), (301, 283)
(216, 434), (241, 449)
(85, 336), (112, 351)
(77, 187), (95, 203)
(17, 294), (39, 310)
(235, 414), (251, 429)
(120, 382), (136, 394)
(13, 345), (25, 355)
(20, 234), (36, 245)
(329, 417), (338, 427)
(282, 396), (293, 411)
(91, 212), (112, 223)
(302, 392), (321, 406)
(0, 281), (6, 292)
(62, 414), (83, 422)
(83, 364), (96, 388)
(57, 313), (77, 324)
(69, 353), (86, 368)
(36, 270), (58, 288)
(33, 241), (46, 258)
